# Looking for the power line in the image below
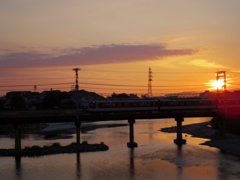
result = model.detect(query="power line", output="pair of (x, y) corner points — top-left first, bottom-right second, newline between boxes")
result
(82, 68), (214, 74)
(0, 80), (209, 89)
(0, 67), (214, 74)
(79, 82), (206, 88)
(0, 82), (74, 88)
(0, 76), (210, 82)
(0, 77), (102, 81)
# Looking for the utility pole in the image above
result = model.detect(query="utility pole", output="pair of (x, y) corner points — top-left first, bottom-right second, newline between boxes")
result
(72, 67), (81, 148)
(148, 67), (153, 97)
(72, 68), (81, 91)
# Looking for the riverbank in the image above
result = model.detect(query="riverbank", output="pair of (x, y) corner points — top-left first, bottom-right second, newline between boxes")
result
(0, 142), (109, 157)
(161, 121), (240, 157)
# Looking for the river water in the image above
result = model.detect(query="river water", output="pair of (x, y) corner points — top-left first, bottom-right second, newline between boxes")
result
(1, 117), (240, 180)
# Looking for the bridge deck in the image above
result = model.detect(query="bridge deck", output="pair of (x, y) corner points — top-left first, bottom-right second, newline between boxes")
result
(0, 110), (217, 124)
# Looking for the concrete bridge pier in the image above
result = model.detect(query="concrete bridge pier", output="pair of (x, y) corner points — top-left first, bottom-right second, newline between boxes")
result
(75, 119), (81, 147)
(14, 123), (23, 154)
(174, 117), (186, 145)
(127, 119), (138, 148)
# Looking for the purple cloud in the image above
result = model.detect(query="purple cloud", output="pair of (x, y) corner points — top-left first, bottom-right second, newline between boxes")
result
(0, 44), (197, 69)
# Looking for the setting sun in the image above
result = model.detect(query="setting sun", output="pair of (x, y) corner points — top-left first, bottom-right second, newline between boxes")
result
(212, 80), (225, 90)
(205, 79), (228, 91)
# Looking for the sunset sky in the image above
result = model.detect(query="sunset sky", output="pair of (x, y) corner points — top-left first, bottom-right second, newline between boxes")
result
(1, 0), (240, 97)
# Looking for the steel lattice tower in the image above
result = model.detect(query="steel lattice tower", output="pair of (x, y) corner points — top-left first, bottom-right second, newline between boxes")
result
(72, 67), (81, 91)
(33, 85), (37, 92)
(216, 70), (226, 92)
(148, 67), (153, 97)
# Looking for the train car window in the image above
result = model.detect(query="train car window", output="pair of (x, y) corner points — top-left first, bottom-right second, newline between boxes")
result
(174, 102), (179, 106)
(186, 101), (191, 105)
(132, 102), (137, 107)
(124, 102), (130, 107)
(89, 102), (96, 108)
(204, 101), (208, 105)
(100, 102), (109, 108)
(109, 102), (116, 107)
(230, 100), (236, 105)
(179, 101), (184, 105)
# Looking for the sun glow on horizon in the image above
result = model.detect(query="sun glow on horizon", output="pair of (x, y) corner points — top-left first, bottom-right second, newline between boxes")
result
(212, 79), (225, 90)
(206, 78), (232, 91)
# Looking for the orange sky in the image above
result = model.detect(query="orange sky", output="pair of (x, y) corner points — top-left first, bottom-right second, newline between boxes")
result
(1, 1), (240, 97)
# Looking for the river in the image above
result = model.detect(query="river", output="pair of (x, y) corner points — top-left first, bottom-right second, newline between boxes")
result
(1, 117), (240, 180)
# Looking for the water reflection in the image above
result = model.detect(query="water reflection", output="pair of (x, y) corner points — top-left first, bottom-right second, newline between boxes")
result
(129, 149), (135, 178)
(76, 152), (81, 180)
(15, 156), (22, 180)
(148, 122), (153, 139)
(1, 118), (240, 180)
(176, 145), (183, 180)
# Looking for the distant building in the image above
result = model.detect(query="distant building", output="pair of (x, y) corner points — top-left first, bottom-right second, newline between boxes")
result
(6, 91), (31, 99)
(200, 90), (240, 99)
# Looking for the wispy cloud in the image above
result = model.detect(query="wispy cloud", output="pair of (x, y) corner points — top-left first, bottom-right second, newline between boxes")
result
(0, 43), (197, 69)
(188, 59), (227, 69)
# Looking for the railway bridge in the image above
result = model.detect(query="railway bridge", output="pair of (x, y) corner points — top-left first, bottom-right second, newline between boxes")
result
(0, 109), (230, 154)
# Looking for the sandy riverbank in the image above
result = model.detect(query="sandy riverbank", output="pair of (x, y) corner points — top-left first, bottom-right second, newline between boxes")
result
(161, 121), (240, 157)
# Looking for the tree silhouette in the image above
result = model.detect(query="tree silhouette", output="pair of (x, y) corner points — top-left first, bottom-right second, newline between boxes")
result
(0, 99), (4, 110)
(108, 93), (130, 99)
(43, 92), (60, 108)
(10, 94), (25, 110)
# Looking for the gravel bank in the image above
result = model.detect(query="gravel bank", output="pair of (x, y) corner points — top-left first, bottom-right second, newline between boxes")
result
(0, 142), (109, 157)
(161, 121), (240, 157)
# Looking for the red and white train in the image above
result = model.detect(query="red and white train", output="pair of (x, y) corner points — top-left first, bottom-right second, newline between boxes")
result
(88, 98), (240, 114)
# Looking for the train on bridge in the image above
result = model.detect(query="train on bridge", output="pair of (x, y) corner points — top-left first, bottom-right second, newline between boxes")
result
(88, 98), (240, 117)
